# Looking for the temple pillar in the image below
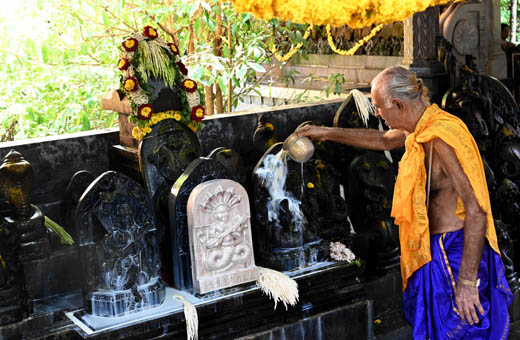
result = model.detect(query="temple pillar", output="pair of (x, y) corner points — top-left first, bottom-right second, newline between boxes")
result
(485, 0), (507, 79)
(402, 6), (448, 104)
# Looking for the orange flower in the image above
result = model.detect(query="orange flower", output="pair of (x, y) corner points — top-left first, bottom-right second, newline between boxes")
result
(190, 105), (205, 122)
(137, 104), (154, 120)
(118, 58), (130, 71)
(122, 38), (138, 52)
(168, 42), (180, 56)
(123, 77), (138, 92)
(182, 79), (197, 93)
(143, 26), (158, 39)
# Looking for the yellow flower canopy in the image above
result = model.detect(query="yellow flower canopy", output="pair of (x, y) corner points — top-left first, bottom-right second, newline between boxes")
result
(228, 0), (457, 28)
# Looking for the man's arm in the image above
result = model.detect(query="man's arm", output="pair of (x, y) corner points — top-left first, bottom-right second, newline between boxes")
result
(433, 138), (487, 325)
(297, 125), (406, 151)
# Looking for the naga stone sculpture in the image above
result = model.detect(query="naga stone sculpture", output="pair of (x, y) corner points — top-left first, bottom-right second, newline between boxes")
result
(348, 152), (400, 272)
(139, 118), (202, 284)
(169, 158), (235, 291)
(0, 150), (53, 323)
(75, 171), (165, 316)
(252, 141), (330, 271)
(187, 179), (257, 294)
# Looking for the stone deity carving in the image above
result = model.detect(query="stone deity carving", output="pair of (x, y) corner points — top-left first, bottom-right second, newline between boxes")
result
(188, 179), (257, 294)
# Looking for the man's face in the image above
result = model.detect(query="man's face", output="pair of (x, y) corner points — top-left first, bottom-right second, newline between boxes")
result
(371, 85), (402, 130)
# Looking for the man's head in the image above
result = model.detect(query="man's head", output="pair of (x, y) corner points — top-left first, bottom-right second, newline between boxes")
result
(371, 66), (429, 131)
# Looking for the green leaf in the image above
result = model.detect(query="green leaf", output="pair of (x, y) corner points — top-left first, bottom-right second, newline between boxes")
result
(41, 43), (49, 63)
(81, 112), (90, 130)
(102, 10), (111, 27)
(217, 76), (226, 93)
(80, 43), (88, 55)
(247, 62), (265, 73)
(222, 45), (230, 58)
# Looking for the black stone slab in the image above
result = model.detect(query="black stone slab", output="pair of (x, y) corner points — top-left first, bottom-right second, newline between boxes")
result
(0, 129), (118, 206)
(198, 100), (343, 170)
(237, 300), (373, 340)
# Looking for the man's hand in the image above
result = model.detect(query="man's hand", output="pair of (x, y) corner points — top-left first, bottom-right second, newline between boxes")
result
(296, 125), (329, 142)
(455, 281), (484, 325)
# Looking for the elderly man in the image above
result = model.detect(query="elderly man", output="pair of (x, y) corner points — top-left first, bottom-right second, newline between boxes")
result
(298, 66), (512, 339)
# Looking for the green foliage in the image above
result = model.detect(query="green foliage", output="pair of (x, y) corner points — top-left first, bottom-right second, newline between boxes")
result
(0, 0), (278, 141)
(322, 72), (346, 97)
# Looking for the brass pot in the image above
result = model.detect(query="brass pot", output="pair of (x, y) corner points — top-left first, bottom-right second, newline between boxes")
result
(282, 134), (314, 163)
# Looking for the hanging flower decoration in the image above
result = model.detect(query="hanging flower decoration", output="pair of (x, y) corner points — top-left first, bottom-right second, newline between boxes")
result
(182, 79), (198, 93)
(123, 77), (138, 92)
(118, 58), (130, 71)
(168, 42), (180, 56)
(122, 38), (138, 52)
(190, 105), (205, 122)
(228, 0), (455, 29)
(137, 104), (154, 120)
(143, 26), (158, 39)
(176, 61), (188, 76)
(118, 26), (206, 140)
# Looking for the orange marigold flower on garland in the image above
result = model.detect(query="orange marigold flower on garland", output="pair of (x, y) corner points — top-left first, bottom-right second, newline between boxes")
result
(123, 77), (138, 92)
(176, 61), (188, 76)
(168, 42), (180, 56)
(122, 38), (138, 52)
(137, 104), (154, 120)
(182, 79), (197, 93)
(143, 26), (158, 39)
(118, 58), (130, 71)
(190, 105), (205, 122)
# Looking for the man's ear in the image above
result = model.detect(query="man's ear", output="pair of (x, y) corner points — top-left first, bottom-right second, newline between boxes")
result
(392, 98), (405, 112)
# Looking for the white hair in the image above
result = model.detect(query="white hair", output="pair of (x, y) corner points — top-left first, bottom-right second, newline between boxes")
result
(371, 66), (429, 107)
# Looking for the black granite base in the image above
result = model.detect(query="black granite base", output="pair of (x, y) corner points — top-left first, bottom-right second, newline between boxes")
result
(237, 300), (373, 340)
(0, 261), (366, 340)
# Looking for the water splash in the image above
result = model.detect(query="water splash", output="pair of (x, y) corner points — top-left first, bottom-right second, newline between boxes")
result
(255, 150), (306, 228)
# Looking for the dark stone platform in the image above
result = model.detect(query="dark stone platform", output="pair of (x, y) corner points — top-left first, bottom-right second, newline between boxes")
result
(0, 262), (369, 340)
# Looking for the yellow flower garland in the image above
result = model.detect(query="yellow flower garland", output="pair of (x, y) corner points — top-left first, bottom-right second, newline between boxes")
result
(271, 25), (313, 62)
(326, 24), (383, 56)
(131, 110), (185, 140)
(229, 0), (457, 29)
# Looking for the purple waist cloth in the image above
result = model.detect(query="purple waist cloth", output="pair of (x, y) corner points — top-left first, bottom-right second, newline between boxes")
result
(403, 228), (513, 340)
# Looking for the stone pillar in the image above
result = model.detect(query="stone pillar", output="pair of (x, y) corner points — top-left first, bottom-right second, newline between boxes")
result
(402, 6), (448, 104)
(486, 0), (507, 79)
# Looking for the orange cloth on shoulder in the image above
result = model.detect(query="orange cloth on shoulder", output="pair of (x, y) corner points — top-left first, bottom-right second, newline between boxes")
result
(391, 104), (500, 292)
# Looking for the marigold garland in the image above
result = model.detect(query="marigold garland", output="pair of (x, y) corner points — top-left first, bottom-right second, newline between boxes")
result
(131, 110), (191, 139)
(228, 0), (457, 29)
(118, 26), (205, 137)
(326, 24), (383, 56)
(271, 25), (313, 62)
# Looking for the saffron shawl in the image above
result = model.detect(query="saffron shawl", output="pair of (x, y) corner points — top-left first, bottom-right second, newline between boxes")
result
(391, 104), (500, 291)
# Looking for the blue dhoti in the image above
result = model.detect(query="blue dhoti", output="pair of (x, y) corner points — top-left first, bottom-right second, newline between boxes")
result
(403, 229), (513, 340)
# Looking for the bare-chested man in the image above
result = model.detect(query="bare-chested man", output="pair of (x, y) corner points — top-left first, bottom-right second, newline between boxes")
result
(298, 66), (512, 339)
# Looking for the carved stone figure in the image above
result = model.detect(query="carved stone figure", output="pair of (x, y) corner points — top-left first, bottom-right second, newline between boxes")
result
(75, 171), (165, 316)
(0, 150), (53, 323)
(169, 158), (235, 291)
(252, 139), (334, 271)
(348, 152), (400, 272)
(139, 118), (202, 284)
(187, 180), (257, 294)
